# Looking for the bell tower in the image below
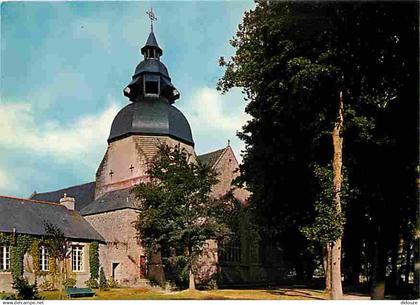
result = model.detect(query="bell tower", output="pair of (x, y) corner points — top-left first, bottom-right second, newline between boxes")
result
(94, 14), (195, 199)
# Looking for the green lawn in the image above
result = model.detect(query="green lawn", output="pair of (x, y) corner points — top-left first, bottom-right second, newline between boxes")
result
(38, 287), (329, 300)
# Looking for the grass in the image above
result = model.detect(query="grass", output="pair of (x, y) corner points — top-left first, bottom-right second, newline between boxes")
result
(37, 287), (330, 300)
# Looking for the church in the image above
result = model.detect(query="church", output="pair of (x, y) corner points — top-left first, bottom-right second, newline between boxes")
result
(0, 20), (284, 293)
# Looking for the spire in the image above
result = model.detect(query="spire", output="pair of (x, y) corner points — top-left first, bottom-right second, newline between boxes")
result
(141, 9), (162, 59)
(123, 8), (180, 103)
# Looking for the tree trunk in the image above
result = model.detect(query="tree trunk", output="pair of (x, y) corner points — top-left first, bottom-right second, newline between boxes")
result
(371, 238), (386, 299)
(404, 240), (411, 285)
(323, 244), (331, 292)
(331, 240), (343, 299)
(189, 269), (196, 290)
(58, 260), (63, 300)
(330, 91), (344, 300)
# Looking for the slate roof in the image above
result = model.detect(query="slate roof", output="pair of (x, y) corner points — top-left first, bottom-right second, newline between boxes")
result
(0, 196), (104, 242)
(141, 32), (162, 54)
(134, 59), (169, 78)
(80, 188), (141, 216)
(108, 98), (194, 146)
(31, 182), (96, 212)
(197, 148), (226, 168)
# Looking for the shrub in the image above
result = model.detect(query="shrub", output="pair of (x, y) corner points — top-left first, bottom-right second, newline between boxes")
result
(11, 277), (42, 300)
(99, 267), (108, 290)
(107, 277), (119, 289)
(62, 277), (76, 288)
(85, 278), (99, 289)
(39, 280), (56, 291)
(202, 278), (218, 290)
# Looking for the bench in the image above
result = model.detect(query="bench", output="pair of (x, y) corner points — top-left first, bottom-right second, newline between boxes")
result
(65, 287), (95, 299)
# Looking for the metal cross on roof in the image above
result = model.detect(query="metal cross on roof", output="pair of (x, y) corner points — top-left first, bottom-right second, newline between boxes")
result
(146, 7), (157, 32)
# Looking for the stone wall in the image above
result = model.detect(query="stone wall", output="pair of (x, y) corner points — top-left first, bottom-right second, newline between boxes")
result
(0, 241), (91, 293)
(95, 135), (196, 199)
(84, 209), (144, 286)
(211, 146), (250, 203)
(0, 272), (13, 293)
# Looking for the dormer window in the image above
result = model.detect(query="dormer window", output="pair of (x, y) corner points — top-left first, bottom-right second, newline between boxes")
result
(144, 74), (160, 96)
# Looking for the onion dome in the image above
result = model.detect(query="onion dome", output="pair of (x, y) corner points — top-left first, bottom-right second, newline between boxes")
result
(108, 27), (193, 146)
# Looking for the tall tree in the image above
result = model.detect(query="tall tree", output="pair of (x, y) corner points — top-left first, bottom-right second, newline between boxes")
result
(218, 0), (418, 299)
(133, 144), (234, 290)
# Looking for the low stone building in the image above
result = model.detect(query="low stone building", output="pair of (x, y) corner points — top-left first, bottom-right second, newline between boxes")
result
(0, 23), (284, 293)
(0, 195), (104, 292)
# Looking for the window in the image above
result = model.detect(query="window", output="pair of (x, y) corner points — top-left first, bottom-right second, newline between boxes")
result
(218, 239), (241, 263)
(0, 246), (10, 271)
(39, 246), (49, 271)
(72, 246), (84, 272)
(145, 81), (159, 95)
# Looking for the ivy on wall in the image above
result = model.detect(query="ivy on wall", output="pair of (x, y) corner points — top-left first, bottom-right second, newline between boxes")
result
(89, 242), (99, 280)
(29, 239), (40, 275)
(10, 234), (34, 280)
(0, 233), (62, 285)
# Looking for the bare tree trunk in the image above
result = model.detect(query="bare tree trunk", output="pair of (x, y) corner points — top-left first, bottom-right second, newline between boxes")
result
(59, 260), (63, 300)
(189, 269), (196, 290)
(323, 244), (331, 293)
(404, 240), (412, 285)
(371, 235), (386, 299)
(330, 91), (344, 300)
(331, 240), (343, 299)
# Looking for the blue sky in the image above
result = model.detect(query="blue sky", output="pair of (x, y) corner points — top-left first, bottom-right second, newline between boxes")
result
(0, 1), (254, 197)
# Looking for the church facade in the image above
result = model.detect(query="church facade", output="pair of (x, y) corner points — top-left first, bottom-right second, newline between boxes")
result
(0, 27), (284, 293)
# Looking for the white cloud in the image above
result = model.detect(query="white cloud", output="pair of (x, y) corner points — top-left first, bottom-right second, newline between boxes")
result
(0, 101), (119, 168)
(0, 166), (17, 193)
(180, 87), (250, 162)
(186, 87), (250, 132)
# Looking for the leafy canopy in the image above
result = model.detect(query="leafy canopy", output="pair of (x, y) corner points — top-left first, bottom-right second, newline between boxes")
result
(133, 144), (236, 270)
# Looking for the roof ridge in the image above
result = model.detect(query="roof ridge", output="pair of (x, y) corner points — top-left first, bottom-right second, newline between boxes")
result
(198, 147), (225, 157)
(212, 146), (228, 168)
(34, 181), (95, 195)
(0, 195), (62, 206)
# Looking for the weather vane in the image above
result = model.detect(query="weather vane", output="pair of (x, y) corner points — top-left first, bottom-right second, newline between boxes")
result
(146, 7), (157, 32)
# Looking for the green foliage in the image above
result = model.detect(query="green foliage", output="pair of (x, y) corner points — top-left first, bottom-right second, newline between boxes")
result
(43, 222), (70, 261)
(0, 233), (12, 246)
(200, 278), (218, 290)
(11, 235), (34, 281)
(218, 1), (418, 283)
(84, 278), (99, 289)
(99, 267), (108, 290)
(11, 277), (42, 300)
(62, 278), (76, 288)
(39, 280), (56, 291)
(29, 240), (40, 276)
(133, 144), (236, 284)
(107, 277), (119, 289)
(301, 165), (346, 244)
(162, 256), (189, 290)
(89, 242), (99, 280)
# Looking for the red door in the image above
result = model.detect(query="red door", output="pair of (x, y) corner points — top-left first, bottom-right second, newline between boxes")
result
(139, 255), (147, 278)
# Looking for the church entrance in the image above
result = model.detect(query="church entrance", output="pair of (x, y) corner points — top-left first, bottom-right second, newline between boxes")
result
(139, 255), (147, 278)
(112, 262), (119, 280)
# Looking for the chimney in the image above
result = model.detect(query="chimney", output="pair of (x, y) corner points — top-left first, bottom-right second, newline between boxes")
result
(60, 193), (75, 210)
